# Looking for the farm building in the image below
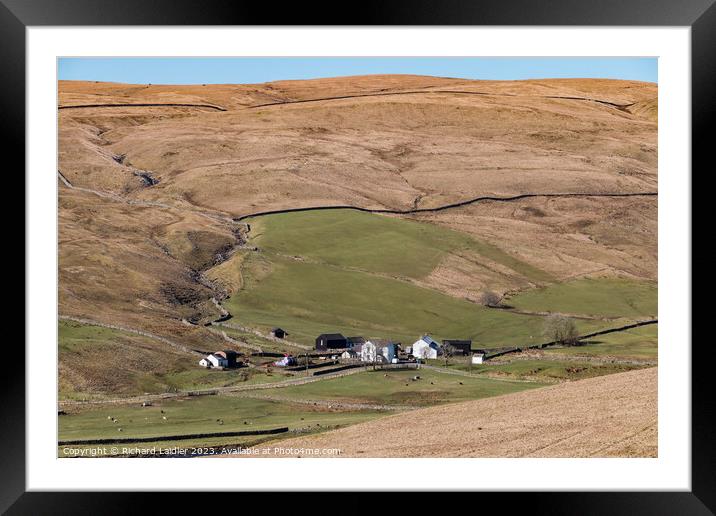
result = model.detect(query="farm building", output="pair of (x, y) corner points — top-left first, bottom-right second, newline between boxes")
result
(361, 339), (398, 363)
(347, 336), (366, 348)
(472, 353), (485, 364)
(271, 327), (287, 339)
(199, 353), (227, 369)
(214, 350), (238, 367)
(412, 335), (440, 360)
(315, 333), (348, 350)
(341, 349), (359, 360)
(442, 339), (472, 356)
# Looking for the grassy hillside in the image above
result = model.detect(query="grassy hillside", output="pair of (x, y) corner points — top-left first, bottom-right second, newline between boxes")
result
(508, 277), (657, 318)
(225, 210), (610, 349)
(59, 321), (276, 399)
(251, 210), (551, 282)
(225, 253), (597, 349)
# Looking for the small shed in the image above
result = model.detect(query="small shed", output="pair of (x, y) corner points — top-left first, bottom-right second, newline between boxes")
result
(341, 349), (359, 360)
(271, 327), (287, 339)
(412, 335), (440, 360)
(472, 353), (485, 365)
(443, 339), (472, 356)
(315, 333), (348, 350)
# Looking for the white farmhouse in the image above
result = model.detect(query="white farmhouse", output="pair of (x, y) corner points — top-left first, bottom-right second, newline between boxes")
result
(411, 335), (440, 360)
(199, 353), (227, 369)
(360, 339), (397, 363)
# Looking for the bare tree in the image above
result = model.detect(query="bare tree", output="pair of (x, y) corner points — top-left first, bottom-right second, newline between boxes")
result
(439, 342), (456, 367)
(479, 290), (502, 307)
(542, 314), (579, 346)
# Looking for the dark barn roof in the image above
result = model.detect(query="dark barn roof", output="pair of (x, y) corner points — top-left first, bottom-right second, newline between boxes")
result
(318, 333), (346, 340)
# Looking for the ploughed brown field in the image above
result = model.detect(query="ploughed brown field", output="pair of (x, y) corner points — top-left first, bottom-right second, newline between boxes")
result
(250, 367), (657, 458)
(58, 75), (657, 392)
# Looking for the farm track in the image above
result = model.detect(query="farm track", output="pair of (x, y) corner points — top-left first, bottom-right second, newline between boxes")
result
(58, 315), (202, 356)
(215, 321), (312, 351)
(58, 362), (377, 408)
(246, 89), (635, 110)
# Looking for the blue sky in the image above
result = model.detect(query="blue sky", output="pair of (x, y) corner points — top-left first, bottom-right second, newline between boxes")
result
(58, 57), (657, 85)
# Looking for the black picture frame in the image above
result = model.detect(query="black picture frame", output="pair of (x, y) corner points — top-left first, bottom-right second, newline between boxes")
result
(6, 0), (709, 512)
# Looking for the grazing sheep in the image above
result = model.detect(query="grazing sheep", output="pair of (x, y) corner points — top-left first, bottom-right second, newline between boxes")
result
(162, 416), (167, 420)
(118, 428), (122, 432)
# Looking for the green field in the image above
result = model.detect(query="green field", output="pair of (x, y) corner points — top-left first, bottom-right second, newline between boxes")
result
(225, 254), (594, 349)
(508, 277), (657, 318)
(469, 359), (645, 381)
(251, 210), (552, 282)
(545, 324), (658, 360)
(256, 368), (543, 406)
(59, 395), (383, 443)
(226, 210), (607, 349)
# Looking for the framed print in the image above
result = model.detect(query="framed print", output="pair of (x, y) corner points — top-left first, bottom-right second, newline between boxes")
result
(7, 0), (712, 512)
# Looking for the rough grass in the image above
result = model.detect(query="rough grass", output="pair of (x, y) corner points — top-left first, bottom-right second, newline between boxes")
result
(507, 277), (657, 318)
(59, 321), (275, 399)
(254, 368), (543, 407)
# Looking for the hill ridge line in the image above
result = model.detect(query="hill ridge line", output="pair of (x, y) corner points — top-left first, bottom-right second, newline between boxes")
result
(234, 191), (658, 221)
(59, 102), (227, 111)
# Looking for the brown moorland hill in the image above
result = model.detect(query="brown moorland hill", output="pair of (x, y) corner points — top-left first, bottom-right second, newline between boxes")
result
(250, 366), (657, 458)
(58, 75), (657, 377)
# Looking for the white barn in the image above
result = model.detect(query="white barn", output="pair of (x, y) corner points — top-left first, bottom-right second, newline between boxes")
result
(411, 335), (440, 360)
(471, 353), (485, 364)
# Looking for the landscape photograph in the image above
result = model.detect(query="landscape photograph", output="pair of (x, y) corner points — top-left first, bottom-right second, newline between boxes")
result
(57, 57), (658, 458)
